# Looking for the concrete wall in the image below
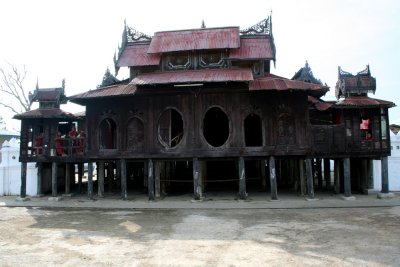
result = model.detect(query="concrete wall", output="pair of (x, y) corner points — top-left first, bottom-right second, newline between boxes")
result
(0, 138), (38, 196)
(373, 131), (400, 191)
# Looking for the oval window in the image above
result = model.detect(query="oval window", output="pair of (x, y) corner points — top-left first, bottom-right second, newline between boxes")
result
(158, 108), (184, 148)
(203, 107), (229, 147)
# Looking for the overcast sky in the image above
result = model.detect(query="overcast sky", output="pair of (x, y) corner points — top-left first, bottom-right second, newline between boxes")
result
(1, 0), (399, 130)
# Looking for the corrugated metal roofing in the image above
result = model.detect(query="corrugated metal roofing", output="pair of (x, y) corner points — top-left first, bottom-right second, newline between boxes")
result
(335, 96), (395, 108)
(250, 74), (329, 95)
(229, 36), (275, 60)
(131, 68), (253, 85)
(31, 88), (63, 102)
(69, 83), (136, 101)
(147, 27), (240, 53)
(117, 43), (160, 67)
(308, 96), (334, 111)
(14, 108), (79, 120)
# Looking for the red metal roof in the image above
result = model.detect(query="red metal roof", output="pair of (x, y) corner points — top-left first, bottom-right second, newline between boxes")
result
(308, 96), (334, 111)
(249, 74), (329, 95)
(131, 68), (253, 85)
(335, 96), (395, 108)
(117, 43), (160, 67)
(69, 83), (136, 102)
(14, 108), (79, 120)
(229, 36), (275, 60)
(147, 27), (240, 53)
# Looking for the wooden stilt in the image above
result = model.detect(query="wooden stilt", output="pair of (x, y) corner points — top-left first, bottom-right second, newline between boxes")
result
(148, 159), (155, 200)
(305, 159), (315, 199)
(51, 162), (58, 197)
(299, 159), (306, 196)
(154, 161), (161, 198)
(316, 159), (322, 189)
(78, 163), (83, 194)
(193, 158), (202, 200)
(120, 159), (127, 200)
(260, 160), (267, 191)
(269, 156), (278, 200)
(333, 159), (340, 194)
(37, 163), (42, 196)
(20, 162), (27, 198)
(98, 161), (105, 197)
(65, 163), (71, 194)
(238, 157), (247, 200)
(323, 159), (331, 190)
(87, 162), (93, 200)
(343, 158), (351, 197)
(381, 157), (389, 194)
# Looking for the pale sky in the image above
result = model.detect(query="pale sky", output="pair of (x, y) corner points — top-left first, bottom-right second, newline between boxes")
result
(0, 0), (399, 131)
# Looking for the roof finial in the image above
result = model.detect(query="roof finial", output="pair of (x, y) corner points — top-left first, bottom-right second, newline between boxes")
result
(201, 20), (206, 29)
(36, 78), (39, 90)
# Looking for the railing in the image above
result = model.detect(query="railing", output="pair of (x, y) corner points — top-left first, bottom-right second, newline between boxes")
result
(29, 137), (85, 157)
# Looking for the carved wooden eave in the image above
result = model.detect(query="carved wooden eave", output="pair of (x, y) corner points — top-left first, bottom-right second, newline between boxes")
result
(114, 20), (153, 75)
(240, 15), (276, 66)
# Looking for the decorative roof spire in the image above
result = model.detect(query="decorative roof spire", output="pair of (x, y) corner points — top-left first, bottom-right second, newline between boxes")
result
(201, 20), (206, 29)
(240, 14), (272, 36)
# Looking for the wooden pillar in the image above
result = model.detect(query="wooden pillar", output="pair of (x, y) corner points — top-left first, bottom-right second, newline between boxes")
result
(381, 156), (389, 193)
(316, 159), (323, 190)
(260, 160), (267, 191)
(333, 159), (341, 194)
(120, 159), (127, 200)
(65, 163), (71, 194)
(78, 163), (83, 194)
(238, 157), (247, 200)
(147, 159), (155, 200)
(87, 162), (93, 200)
(193, 158), (202, 200)
(323, 159), (331, 190)
(20, 162), (27, 198)
(299, 159), (306, 196)
(51, 162), (58, 197)
(37, 163), (42, 196)
(343, 158), (351, 197)
(98, 161), (105, 197)
(154, 161), (161, 198)
(269, 156), (278, 200)
(305, 159), (315, 199)
(107, 162), (114, 193)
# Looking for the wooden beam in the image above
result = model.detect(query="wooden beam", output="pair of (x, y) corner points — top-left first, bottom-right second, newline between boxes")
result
(269, 156), (278, 200)
(120, 159), (127, 200)
(305, 159), (315, 199)
(343, 158), (351, 197)
(381, 156), (389, 193)
(148, 159), (155, 200)
(238, 157), (247, 200)
(98, 161), (105, 197)
(20, 162), (27, 198)
(87, 162), (93, 200)
(51, 162), (57, 197)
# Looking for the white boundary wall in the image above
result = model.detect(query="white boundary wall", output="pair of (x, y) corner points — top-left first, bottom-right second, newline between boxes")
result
(0, 138), (38, 196)
(373, 131), (400, 191)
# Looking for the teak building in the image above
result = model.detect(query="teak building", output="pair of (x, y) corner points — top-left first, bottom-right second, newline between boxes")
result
(15, 16), (395, 200)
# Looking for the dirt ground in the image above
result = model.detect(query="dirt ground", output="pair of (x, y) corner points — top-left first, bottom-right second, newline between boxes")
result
(0, 206), (399, 267)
